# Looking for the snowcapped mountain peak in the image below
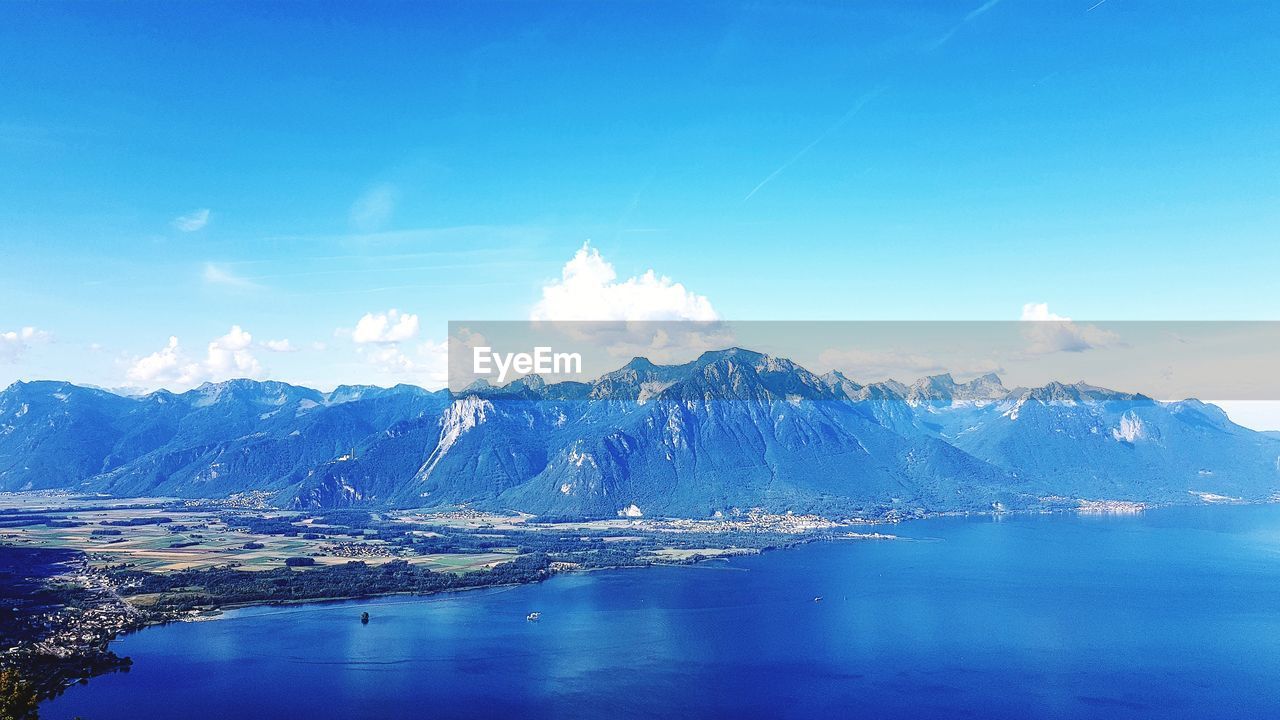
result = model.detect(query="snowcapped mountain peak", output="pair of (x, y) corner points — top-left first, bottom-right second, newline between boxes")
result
(694, 347), (766, 364)
(505, 373), (547, 392)
(906, 372), (1008, 408)
(1, 357), (1278, 515)
(821, 370), (865, 399)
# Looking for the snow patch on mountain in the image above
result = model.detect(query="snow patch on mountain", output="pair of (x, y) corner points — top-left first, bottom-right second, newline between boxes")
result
(638, 381), (675, 405)
(416, 395), (493, 481)
(1111, 412), (1147, 442)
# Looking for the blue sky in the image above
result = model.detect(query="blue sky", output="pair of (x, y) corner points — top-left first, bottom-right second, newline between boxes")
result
(1, 0), (1278, 392)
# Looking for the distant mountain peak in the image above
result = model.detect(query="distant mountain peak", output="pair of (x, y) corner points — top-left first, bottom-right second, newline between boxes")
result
(906, 371), (1007, 408)
(2, 349), (1274, 520)
(697, 346), (762, 360)
(504, 374), (547, 392)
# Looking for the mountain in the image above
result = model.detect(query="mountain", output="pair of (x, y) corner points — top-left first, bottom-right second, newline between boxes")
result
(420, 349), (1022, 518)
(2, 348), (1278, 518)
(0, 379), (450, 506)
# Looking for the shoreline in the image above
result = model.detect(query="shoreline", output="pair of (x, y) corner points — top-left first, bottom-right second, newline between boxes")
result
(21, 497), (1274, 707)
(90, 497), (1272, 636)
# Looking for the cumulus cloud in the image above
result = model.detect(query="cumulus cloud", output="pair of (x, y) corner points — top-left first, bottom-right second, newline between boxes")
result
(206, 326), (262, 378)
(126, 325), (264, 390)
(531, 242), (718, 322)
(349, 184), (398, 233)
(127, 337), (187, 386)
(262, 339), (297, 353)
(173, 208), (211, 232)
(351, 309), (420, 344)
(522, 243), (729, 365)
(339, 310), (445, 387)
(1020, 302), (1119, 354)
(0, 326), (51, 363)
(357, 340), (448, 387)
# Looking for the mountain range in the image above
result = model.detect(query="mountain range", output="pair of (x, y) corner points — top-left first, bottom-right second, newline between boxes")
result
(2, 348), (1278, 518)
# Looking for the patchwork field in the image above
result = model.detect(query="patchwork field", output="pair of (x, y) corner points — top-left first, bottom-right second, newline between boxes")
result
(0, 496), (519, 573)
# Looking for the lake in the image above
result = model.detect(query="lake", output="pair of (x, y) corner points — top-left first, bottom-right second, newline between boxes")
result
(45, 504), (1280, 719)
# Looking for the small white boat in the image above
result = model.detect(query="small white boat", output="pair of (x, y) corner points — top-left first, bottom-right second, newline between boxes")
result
(526, 611), (541, 621)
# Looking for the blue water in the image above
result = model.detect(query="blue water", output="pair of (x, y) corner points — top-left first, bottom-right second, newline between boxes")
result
(46, 505), (1280, 719)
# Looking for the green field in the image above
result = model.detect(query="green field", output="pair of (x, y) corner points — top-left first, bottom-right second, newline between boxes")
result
(0, 500), (520, 573)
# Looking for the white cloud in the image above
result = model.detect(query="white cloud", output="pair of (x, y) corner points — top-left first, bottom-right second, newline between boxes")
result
(817, 347), (1001, 382)
(1020, 302), (1069, 323)
(1020, 302), (1119, 354)
(531, 242), (718, 322)
(597, 324), (736, 365)
(262, 339), (297, 353)
(173, 208), (211, 232)
(349, 184), (398, 233)
(126, 325), (264, 390)
(356, 340), (448, 387)
(338, 309), (445, 387)
(127, 336), (188, 386)
(521, 243), (728, 365)
(0, 326), (51, 363)
(204, 326), (262, 379)
(351, 309), (420, 344)
(929, 0), (1004, 51)
(202, 262), (256, 288)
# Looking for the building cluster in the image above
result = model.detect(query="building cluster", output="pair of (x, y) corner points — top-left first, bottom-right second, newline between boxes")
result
(318, 542), (401, 559)
(639, 509), (845, 535)
(1076, 499), (1147, 514)
(180, 490), (276, 510)
(2, 561), (143, 687)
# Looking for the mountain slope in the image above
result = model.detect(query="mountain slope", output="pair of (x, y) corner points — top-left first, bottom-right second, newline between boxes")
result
(1, 349), (1277, 517)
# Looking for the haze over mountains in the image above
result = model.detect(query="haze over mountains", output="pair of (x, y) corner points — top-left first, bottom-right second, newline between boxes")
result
(2, 348), (1278, 518)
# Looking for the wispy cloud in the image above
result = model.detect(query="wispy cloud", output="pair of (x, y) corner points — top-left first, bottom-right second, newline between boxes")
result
(173, 208), (211, 232)
(928, 0), (1005, 52)
(817, 347), (1002, 382)
(261, 339), (298, 353)
(349, 183), (399, 233)
(258, 225), (552, 256)
(744, 87), (885, 202)
(202, 262), (257, 289)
